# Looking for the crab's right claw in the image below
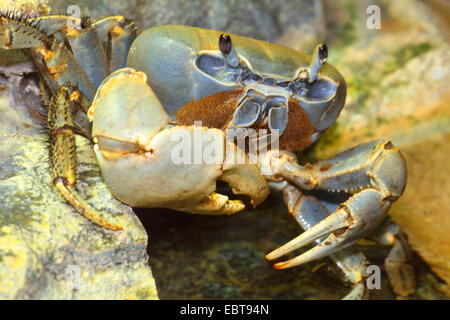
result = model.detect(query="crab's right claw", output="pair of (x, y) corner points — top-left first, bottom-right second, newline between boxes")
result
(266, 189), (389, 269)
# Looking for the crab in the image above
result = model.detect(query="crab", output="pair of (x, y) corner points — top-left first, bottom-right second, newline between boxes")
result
(0, 9), (413, 299)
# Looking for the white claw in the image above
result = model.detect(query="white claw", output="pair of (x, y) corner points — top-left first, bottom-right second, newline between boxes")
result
(266, 208), (350, 261)
(273, 233), (355, 270)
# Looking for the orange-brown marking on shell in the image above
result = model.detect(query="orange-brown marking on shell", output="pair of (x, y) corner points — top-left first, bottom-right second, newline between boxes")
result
(320, 163), (333, 171)
(69, 91), (79, 102)
(65, 28), (79, 37)
(43, 49), (54, 61)
(47, 63), (68, 80)
(175, 89), (245, 129)
(277, 99), (314, 151)
(110, 25), (124, 37)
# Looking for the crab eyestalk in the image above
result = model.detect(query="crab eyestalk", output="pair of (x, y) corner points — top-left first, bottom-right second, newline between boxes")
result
(295, 43), (328, 84)
(308, 43), (328, 83)
(219, 34), (239, 68)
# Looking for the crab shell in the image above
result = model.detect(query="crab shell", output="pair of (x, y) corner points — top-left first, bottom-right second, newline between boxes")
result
(127, 25), (347, 150)
(89, 25), (347, 210)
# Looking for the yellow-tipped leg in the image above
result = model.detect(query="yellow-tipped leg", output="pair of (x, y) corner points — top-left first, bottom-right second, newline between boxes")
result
(48, 85), (123, 231)
(179, 192), (245, 215)
(55, 179), (123, 231)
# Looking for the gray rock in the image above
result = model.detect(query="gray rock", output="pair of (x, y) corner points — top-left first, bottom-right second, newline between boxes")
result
(48, 0), (325, 49)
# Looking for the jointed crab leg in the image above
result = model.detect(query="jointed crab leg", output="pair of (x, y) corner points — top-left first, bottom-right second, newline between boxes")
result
(64, 22), (109, 89)
(0, 10), (142, 230)
(266, 140), (407, 269)
(29, 14), (137, 76)
(276, 183), (370, 299)
(92, 16), (137, 72)
(40, 15), (137, 87)
(48, 84), (123, 231)
(367, 219), (415, 296)
(24, 14), (110, 89)
(0, 11), (136, 96)
(0, 11), (92, 98)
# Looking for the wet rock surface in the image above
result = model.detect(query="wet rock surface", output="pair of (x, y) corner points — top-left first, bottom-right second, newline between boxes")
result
(0, 0), (448, 299)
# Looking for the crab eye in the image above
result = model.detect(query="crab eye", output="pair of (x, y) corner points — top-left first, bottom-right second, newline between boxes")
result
(219, 34), (232, 54)
(318, 43), (328, 64)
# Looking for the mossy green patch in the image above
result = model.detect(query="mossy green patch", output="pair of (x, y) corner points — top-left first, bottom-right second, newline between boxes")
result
(384, 42), (433, 74)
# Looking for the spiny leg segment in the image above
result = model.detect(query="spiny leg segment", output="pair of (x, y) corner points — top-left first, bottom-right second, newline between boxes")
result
(48, 85), (123, 231)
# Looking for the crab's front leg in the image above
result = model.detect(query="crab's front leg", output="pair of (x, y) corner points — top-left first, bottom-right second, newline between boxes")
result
(265, 140), (407, 267)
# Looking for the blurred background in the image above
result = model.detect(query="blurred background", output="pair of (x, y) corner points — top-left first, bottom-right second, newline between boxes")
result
(0, 0), (448, 299)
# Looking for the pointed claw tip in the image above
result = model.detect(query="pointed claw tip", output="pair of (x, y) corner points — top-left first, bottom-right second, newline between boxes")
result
(274, 261), (290, 270)
(265, 249), (282, 261)
(265, 253), (274, 261)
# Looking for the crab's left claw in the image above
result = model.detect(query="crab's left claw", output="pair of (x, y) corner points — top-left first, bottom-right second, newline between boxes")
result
(266, 140), (407, 269)
(267, 189), (390, 269)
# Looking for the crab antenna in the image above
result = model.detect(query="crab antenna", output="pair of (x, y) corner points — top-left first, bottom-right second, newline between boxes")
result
(308, 43), (328, 83)
(219, 34), (239, 68)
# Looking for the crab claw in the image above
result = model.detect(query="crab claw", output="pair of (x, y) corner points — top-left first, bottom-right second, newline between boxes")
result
(266, 189), (389, 269)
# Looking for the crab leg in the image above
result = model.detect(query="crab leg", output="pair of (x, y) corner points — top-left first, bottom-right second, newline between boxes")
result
(63, 20), (109, 89)
(92, 16), (137, 72)
(0, 11), (136, 98)
(28, 40), (95, 137)
(33, 40), (96, 98)
(0, 11), (95, 99)
(19, 14), (109, 88)
(35, 14), (137, 88)
(48, 84), (123, 231)
(275, 183), (370, 298)
(266, 140), (407, 268)
(368, 220), (415, 296)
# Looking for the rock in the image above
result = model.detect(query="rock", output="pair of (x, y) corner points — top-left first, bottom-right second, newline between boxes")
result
(48, 0), (325, 50)
(0, 61), (157, 299)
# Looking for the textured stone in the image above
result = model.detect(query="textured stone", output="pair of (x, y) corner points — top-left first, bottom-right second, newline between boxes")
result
(48, 0), (325, 50)
(0, 62), (157, 299)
